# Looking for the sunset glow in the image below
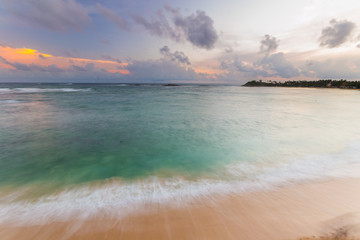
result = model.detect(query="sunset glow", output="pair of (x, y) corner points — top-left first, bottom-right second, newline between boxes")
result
(0, 45), (129, 76)
(1, 0), (360, 82)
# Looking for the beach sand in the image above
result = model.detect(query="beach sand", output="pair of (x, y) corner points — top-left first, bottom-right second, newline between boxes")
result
(1, 178), (360, 240)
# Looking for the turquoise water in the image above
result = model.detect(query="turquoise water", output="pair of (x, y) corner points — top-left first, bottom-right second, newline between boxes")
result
(0, 84), (360, 224)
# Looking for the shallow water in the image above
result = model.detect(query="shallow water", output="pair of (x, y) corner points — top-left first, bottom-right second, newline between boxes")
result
(0, 84), (360, 224)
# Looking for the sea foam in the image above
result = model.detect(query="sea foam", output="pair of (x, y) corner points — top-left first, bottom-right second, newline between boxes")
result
(0, 88), (91, 94)
(1, 140), (359, 226)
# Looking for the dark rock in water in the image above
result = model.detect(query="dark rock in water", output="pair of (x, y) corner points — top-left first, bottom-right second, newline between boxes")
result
(163, 84), (180, 86)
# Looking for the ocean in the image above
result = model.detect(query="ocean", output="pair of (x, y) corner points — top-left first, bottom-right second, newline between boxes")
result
(0, 83), (360, 225)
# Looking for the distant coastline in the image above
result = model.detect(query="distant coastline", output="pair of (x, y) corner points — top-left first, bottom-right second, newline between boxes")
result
(243, 80), (360, 89)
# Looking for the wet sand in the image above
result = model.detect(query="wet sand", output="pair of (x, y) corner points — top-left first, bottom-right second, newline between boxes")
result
(1, 178), (360, 240)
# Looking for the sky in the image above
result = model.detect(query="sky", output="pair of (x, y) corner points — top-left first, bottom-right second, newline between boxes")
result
(1, 0), (360, 83)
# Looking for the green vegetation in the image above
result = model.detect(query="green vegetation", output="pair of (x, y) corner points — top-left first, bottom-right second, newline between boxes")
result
(243, 79), (360, 89)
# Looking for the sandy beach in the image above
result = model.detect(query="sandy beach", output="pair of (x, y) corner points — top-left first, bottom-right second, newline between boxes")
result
(1, 177), (360, 240)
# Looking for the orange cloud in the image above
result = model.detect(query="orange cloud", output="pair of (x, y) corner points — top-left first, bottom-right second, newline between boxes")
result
(15, 48), (49, 56)
(192, 59), (223, 76)
(194, 68), (222, 75)
(107, 69), (129, 74)
(0, 45), (128, 74)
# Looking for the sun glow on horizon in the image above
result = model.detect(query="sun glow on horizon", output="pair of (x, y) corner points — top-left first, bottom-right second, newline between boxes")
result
(0, 45), (129, 75)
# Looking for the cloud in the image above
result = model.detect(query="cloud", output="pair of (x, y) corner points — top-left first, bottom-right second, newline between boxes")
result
(234, 61), (267, 76)
(0, 45), (129, 76)
(0, 56), (29, 71)
(220, 35), (299, 79)
(163, 3), (180, 15)
(133, 6), (218, 49)
(71, 63), (94, 72)
(0, 45), (210, 82)
(319, 19), (356, 48)
(0, 45), (131, 82)
(301, 58), (360, 79)
(225, 47), (233, 53)
(159, 46), (171, 55)
(220, 51), (299, 79)
(126, 59), (198, 81)
(38, 54), (49, 59)
(159, 46), (190, 65)
(221, 58), (268, 79)
(96, 3), (129, 30)
(5, 0), (91, 32)
(0, 56), (11, 65)
(0, 56), (64, 72)
(260, 35), (279, 53)
(44, 64), (64, 72)
(257, 52), (299, 78)
(101, 55), (122, 63)
(132, 10), (183, 42)
(173, 10), (218, 49)
(63, 50), (80, 58)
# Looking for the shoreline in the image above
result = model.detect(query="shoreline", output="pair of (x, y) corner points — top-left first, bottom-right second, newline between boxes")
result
(1, 177), (360, 240)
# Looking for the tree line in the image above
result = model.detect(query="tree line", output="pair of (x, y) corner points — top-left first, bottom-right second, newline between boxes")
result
(243, 79), (360, 89)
